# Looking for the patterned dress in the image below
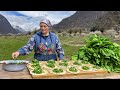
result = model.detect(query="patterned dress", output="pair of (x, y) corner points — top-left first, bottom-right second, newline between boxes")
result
(18, 31), (64, 61)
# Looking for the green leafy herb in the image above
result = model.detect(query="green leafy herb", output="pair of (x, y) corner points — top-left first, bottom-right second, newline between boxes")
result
(69, 67), (78, 72)
(71, 34), (120, 73)
(47, 60), (55, 64)
(81, 60), (89, 64)
(31, 63), (40, 67)
(73, 61), (82, 65)
(52, 68), (63, 73)
(59, 62), (68, 66)
(92, 65), (101, 69)
(46, 63), (55, 68)
(32, 68), (43, 74)
(62, 60), (68, 63)
(30, 59), (39, 64)
(82, 66), (90, 70)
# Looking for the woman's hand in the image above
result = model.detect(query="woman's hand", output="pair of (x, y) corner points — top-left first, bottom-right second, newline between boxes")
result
(12, 51), (20, 59)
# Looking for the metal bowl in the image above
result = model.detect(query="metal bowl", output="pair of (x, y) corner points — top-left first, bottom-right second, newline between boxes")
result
(1, 60), (29, 72)
(2, 64), (27, 72)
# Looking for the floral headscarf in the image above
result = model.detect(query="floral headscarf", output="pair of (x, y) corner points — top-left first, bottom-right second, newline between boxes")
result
(40, 18), (52, 28)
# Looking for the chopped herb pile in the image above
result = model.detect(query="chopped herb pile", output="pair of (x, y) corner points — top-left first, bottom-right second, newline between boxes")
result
(46, 63), (55, 68)
(73, 61), (82, 66)
(32, 67), (43, 74)
(52, 68), (63, 73)
(59, 60), (68, 66)
(30, 59), (39, 64)
(47, 60), (55, 64)
(82, 66), (90, 70)
(69, 67), (78, 72)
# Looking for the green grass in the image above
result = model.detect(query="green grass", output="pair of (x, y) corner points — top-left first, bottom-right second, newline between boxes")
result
(0, 35), (34, 60)
(0, 34), (119, 61)
(0, 35), (82, 61)
(62, 44), (81, 59)
(59, 36), (85, 44)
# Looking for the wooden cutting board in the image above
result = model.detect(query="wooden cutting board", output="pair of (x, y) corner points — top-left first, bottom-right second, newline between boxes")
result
(27, 61), (108, 79)
(27, 68), (108, 79)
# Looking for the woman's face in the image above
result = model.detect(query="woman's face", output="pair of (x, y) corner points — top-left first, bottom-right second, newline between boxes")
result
(40, 22), (49, 34)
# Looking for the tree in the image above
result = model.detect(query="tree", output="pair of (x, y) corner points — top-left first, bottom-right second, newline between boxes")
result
(58, 29), (62, 33)
(33, 30), (38, 34)
(27, 31), (31, 35)
(67, 29), (73, 34)
(90, 26), (97, 32)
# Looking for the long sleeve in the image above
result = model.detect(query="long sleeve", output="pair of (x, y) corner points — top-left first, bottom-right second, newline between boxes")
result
(18, 35), (35, 55)
(56, 36), (64, 60)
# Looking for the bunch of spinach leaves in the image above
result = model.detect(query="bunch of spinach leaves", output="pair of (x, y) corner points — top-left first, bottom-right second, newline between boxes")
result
(71, 34), (120, 73)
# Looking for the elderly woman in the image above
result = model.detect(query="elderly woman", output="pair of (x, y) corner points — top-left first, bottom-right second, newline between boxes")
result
(12, 18), (64, 61)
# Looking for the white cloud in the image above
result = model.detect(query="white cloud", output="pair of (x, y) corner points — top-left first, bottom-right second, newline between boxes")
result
(3, 15), (41, 31)
(17, 11), (76, 24)
(17, 11), (48, 17)
(0, 11), (76, 31)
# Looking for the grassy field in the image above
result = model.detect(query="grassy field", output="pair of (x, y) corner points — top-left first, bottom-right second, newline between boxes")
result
(0, 34), (120, 61)
(0, 35), (84, 61)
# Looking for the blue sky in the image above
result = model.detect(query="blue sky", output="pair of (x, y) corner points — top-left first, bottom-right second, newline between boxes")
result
(0, 11), (26, 16)
(0, 11), (76, 31)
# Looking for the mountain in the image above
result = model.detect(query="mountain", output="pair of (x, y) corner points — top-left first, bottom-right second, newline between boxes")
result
(12, 25), (27, 34)
(0, 14), (21, 34)
(53, 11), (120, 32)
(92, 11), (120, 31)
(53, 11), (107, 30)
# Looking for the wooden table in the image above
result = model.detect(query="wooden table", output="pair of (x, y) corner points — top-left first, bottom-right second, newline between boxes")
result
(0, 64), (32, 79)
(0, 64), (120, 79)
